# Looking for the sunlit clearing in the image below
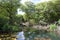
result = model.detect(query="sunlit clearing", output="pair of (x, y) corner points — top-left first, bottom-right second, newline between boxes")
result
(17, 9), (25, 15)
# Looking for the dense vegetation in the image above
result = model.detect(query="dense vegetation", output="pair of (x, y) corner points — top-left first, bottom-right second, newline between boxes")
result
(0, 0), (60, 33)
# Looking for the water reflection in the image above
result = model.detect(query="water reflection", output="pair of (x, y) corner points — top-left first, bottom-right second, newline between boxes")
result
(0, 31), (60, 40)
(25, 31), (60, 40)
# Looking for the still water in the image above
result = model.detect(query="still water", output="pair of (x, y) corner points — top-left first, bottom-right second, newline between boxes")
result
(25, 31), (60, 40)
(0, 32), (60, 40)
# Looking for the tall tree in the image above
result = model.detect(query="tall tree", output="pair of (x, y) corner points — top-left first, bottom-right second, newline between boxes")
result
(0, 0), (20, 25)
(0, 0), (21, 32)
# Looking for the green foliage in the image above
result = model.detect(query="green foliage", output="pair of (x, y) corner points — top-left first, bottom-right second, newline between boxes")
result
(49, 24), (57, 31)
(2, 24), (11, 32)
(11, 26), (20, 32)
(58, 19), (60, 24)
(0, 0), (20, 25)
(0, 0), (60, 33)
(21, 0), (60, 23)
(0, 0), (21, 33)
(2, 24), (20, 32)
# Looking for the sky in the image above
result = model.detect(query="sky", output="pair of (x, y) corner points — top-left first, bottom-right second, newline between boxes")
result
(18, 0), (51, 15)
(20, 0), (51, 4)
(20, 0), (41, 4)
(17, 8), (25, 15)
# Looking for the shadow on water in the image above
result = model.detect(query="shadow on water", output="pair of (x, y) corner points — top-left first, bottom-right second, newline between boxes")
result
(25, 31), (60, 40)
(0, 31), (60, 40)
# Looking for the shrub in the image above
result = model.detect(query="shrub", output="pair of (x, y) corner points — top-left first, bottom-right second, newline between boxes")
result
(58, 19), (60, 24)
(2, 24), (20, 33)
(49, 24), (57, 31)
(11, 26), (20, 32)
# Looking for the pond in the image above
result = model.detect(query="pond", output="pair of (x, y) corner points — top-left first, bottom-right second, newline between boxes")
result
(25, 31), (60, 40)
(0, 31), (60, 40)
